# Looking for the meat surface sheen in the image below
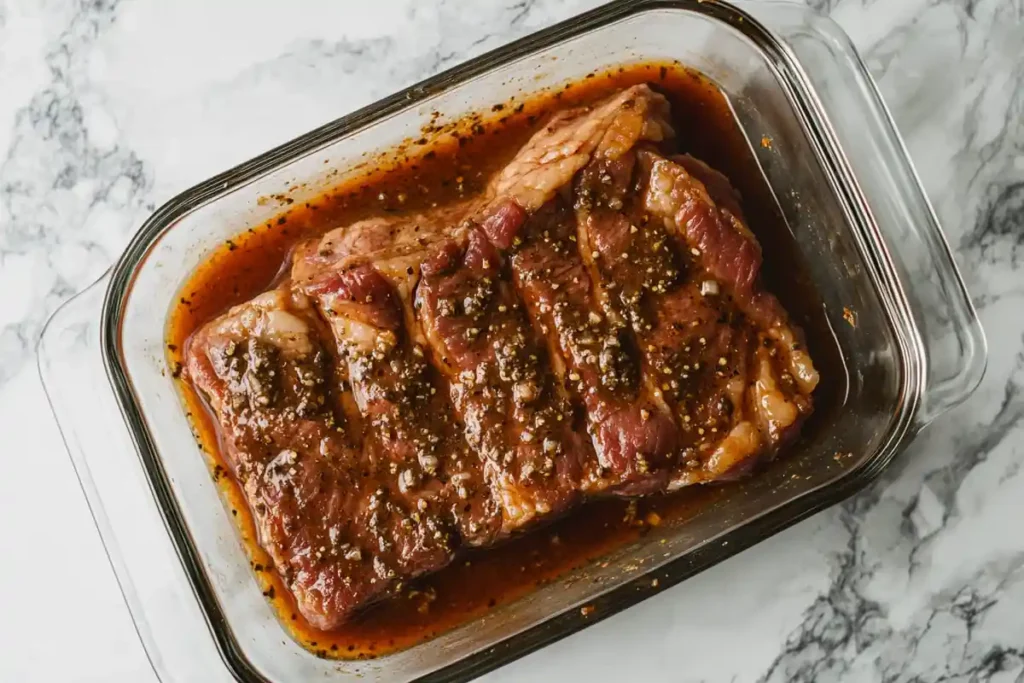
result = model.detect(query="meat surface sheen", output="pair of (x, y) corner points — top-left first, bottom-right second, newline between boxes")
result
(185, 84), (819, 625)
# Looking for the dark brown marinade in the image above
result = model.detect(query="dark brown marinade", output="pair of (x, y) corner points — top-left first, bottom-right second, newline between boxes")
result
(168, 61), (843, 659)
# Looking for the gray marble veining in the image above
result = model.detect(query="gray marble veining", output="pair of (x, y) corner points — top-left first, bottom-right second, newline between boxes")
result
(1, 0), (1022, 681)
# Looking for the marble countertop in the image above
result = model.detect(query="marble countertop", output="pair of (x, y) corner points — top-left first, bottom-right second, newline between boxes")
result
(1, 0), (1022, 681)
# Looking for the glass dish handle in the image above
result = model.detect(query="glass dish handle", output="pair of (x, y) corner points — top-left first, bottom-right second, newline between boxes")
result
(898, 208), (987, 427)
(783, 14), (988, 426)
(864, 99), (987, 426)
(816, 36), (990, 426)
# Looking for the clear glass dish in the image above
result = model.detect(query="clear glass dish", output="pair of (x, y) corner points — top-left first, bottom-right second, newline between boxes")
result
(40, 1), (985, 681)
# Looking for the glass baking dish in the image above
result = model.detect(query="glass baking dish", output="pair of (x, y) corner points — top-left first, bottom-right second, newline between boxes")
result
(39, 0), (986, 681)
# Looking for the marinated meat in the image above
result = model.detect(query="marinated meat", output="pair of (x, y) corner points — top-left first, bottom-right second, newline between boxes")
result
(185, 83), (819, 625)
(635, 150), (819, 486)
(417, 228), (588, 531)
(300, 263), (502, 548)
(185, 288), (456, 630)
(504, 199), (678, 495)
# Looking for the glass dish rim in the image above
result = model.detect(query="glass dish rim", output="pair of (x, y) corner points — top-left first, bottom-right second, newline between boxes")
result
(96, 0), (942, 680)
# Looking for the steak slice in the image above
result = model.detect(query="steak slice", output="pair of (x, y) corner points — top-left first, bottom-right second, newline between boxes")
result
(417, 228), (588, 531)
(301, 263), (502, 547)
(636, 150), (819, 486)
(185, 288), (454, 629)
(571, 149), (765, 487)
(506, 199), (678, 495)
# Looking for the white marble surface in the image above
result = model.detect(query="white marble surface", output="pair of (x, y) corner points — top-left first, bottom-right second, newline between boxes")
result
(1, 0), (1022, 681)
